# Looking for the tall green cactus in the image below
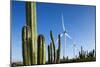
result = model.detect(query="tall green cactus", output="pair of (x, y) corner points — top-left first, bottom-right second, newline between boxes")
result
(42, 35), (46, 64)
(22, 26), (31, 65)
(48, 45), (50, 63)
(37, 35), (46, 64)
(48, 31), (62, 64)
(26, 2), (37, 64)
(57, 34), (61, 63)
(50, 42), (53, 63)
(48, 43), (53, 64)
(50, 31), (56, 63)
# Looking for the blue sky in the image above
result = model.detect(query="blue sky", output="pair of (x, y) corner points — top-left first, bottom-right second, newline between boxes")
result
(11, 1), (96, 62)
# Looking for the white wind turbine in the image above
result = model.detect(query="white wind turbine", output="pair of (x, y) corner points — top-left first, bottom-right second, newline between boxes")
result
(73, 43), (76, 58)
(72, 41), (80, 58)
(56, 13), (72, 58)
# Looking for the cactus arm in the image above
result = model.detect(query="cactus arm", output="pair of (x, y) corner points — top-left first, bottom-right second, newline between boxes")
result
(22, 26), (31, 65)
(57, 34), (61, 63)
(48, 45), (50, 63)
(50, 43), (53, 63)
(50, 31), (56, 63)
(42, 36), (46, 64)
(37, 35), (46, 64)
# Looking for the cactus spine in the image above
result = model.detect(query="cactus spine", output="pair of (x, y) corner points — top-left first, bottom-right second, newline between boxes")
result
(37, 35), (46, 64)
(22, 26), (31, 65)
(26, 2), (37, 64)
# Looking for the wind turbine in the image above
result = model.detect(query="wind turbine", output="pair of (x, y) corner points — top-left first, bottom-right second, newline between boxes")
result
(72, 41), (80, 58)
(59, 13), (72, 59)
(73, 43), (76, 58)
(56, 13), (79, 59)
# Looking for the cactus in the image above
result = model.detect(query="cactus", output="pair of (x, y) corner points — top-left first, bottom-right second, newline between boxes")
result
(37, 35), (46, 64)
(22, 26), (31, 65)
(50, 42), (53, 63)
(42, 36), (46, 64)
(48, 45), (50, 63)
(48, 31), (62, 64)
(48, 43), (54, 64)
(50, 31), (56, 63)
(37, 35), (42, 64)
(57, 34), (61, 63)
(26, 2), (37, 64)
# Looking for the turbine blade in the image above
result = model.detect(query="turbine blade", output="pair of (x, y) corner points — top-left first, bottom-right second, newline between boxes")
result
(61, 13), (65, 31)
(65, 33), (72, 39)
(60, 33), (63, 37)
